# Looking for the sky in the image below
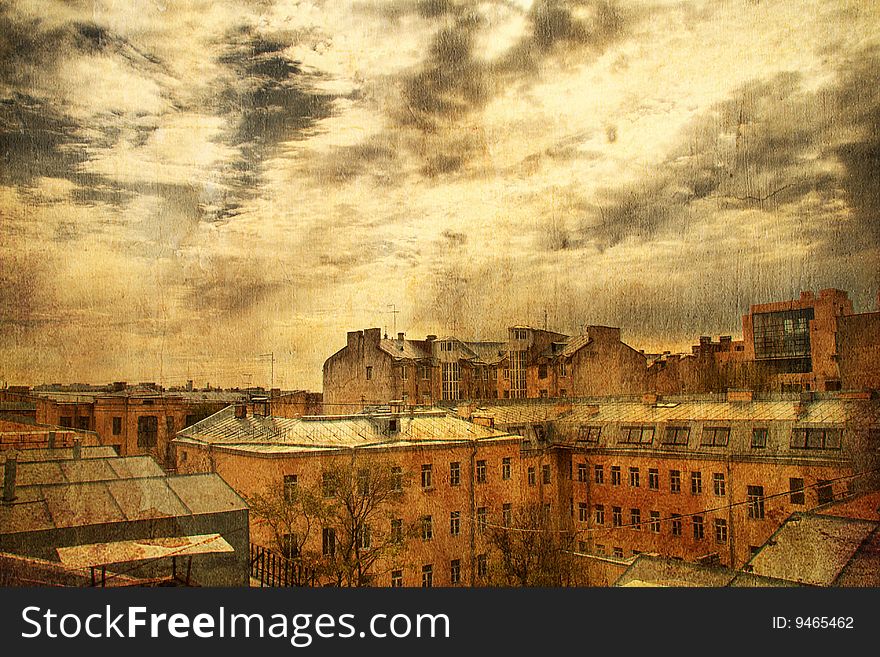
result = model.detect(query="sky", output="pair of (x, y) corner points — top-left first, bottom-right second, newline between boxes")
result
(0, 0), (878, 390)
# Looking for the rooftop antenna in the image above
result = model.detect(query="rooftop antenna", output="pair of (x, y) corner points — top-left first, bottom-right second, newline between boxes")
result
(388, 304), (400, 336)
(259, 353), (275, 388)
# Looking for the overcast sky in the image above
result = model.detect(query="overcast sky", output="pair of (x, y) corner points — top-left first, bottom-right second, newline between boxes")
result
(1, 0), (878, 389)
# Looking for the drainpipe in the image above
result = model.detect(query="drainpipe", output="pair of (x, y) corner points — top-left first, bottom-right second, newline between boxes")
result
(726, 456), (735, 567)
(73, 437), (82, 460)
(48, 431), (56, 449)
(468, 440), (477, 586)
(3, 452), (17, 503)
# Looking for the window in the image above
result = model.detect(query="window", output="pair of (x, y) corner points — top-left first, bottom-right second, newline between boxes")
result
(612, 506), (622, 527)
(476, 460), (487, 483)
(538, 364), (548, 379)
(422, 565), (433, 588)
(560, 389), (567, 397)
(649, 511), (661, 533)
(477, 554), (488, 579)
(283, 474), (298, 501)
(477, 507), (488, 533)
(620, 425), (655, 445)
(790, 428), (842, 450)
(502, 503), (512, 526)
(59, 416), (73, 428)
(594, 464), (604, 484)
(502, 457), (511, 480)
(422, 515), (433, 541)
(747, 485), (765, 519)
(578, 541), (587, 553)
(442, 362), (461, 401)
(577, 426), (602, 443)
(662, 426), (690, 445)
(577, 463), (588, 482)
(322, 528), (336, 557)
(450, 560), (461, 585)
(693, 515), (705, 540)
(534, 425), (547, 441)
(752, 307), (813, 360)
(281, 533), (299, 559)
(630, 509), (641, 530)
(450, 511), (461, 536)
(595, 544), (606, 556)
(817, 480), (834, 504)
(77, 416), (90, 431)
(613, 546), (624, 558)
(560, 360), (568, 377)
(671, 514), (682, 536)
(322, 472), (336, 498)
(629, 467), (640, 488)
(670, 470), (681, 493)
(648, 468), (659, 490)
(391, 466), (403, 492)
(357, 468), (370, 495)
(578, 502), (588, 522)
(528, 467), (536, 486)
(112, 416), (122, 435)
(165, 416), (175, 435)
(421, 464), (433, 489)
(610, 466), (621, 486)
(365, 366), (373, 380)
(713, 473), (726, 497)
(421, 365), (431, 380)
(751, 428), (768, 448)
(702, 427), (731, 447)
(542, 464), (552, 485)
(136, 415), (158, 449)
(595, 505), (605, 525)
(789, 478), (805, 505)
(391, 518), (403, 543)
(714, 518), (728, 544)
(359, 524), (372, 550)
(449, 461), (460, 487)
(691, 471), (702, 494)
(399, 365), (408, 380)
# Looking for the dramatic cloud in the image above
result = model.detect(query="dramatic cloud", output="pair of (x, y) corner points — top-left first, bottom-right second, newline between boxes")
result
(0, 0), (878, 388)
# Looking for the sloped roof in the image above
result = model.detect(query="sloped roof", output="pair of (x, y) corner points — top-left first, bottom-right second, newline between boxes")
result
(379, 339), (432, 360)
(175, 405), (514, 454)
(745, 513), (880, 586)
(0, 473), (247, 536)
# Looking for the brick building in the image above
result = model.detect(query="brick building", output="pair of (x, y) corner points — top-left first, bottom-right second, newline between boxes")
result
(30, 388), (244, 467)
(174, 404), (568, 587)
(322, 325), (646, 410)
(464, 392), (880, 578)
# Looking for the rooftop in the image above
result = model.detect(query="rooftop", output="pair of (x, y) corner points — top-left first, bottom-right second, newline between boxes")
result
(175, 405), (515, 454)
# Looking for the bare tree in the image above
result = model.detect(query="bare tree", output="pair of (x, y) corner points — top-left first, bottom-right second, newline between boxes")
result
(318, 455), (412, 587)
(247, 452), (412, 587)
(487, 503), (578, 587)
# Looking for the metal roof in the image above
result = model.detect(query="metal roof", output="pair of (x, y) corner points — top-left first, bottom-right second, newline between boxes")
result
(55, 533), (234, 569)
(0, 473), (248, 536)
(7, 456), (164, 487)
(745, 513), (880, 586)
(176, 406), (515, 453)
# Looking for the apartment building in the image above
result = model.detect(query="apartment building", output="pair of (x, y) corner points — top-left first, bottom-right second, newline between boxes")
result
(30, 388), (243, 466)
(322, 325), (646, 410)
(174, 404), (566, 587)
(464, 392), (880, 575)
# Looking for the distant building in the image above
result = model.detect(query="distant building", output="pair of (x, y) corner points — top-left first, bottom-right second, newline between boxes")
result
(322, 325), (646, 410)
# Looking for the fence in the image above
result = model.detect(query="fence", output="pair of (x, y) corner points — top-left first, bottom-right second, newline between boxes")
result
(250, 544), (317, 587)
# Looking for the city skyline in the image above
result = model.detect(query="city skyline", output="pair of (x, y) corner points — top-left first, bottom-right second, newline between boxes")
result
(2, 0), (879, 389)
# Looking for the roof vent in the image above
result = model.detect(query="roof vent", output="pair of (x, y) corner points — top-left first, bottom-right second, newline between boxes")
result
(234, 403), (247, 419)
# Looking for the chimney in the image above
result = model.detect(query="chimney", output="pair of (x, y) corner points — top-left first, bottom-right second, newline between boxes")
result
(426, 335), (437, 343)
(642, 392), (659, 405)
(72, 437), (82, 460)
(397, 332), (405, 341)
(3, 453), (17, 503)
(48, 431), (56, 449)
(234, 403), (248, 419)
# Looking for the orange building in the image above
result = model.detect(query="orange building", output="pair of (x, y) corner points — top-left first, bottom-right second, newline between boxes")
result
(174, 404), (567, 587)
(464, 392), (880, 575)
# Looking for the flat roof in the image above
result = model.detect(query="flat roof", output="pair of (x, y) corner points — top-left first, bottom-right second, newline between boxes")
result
(55, 533), (234, 568)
